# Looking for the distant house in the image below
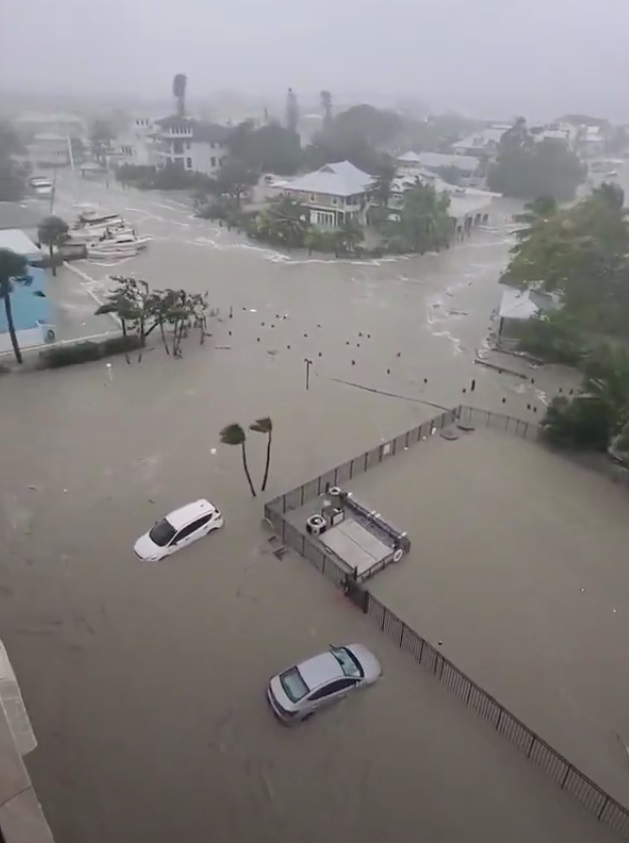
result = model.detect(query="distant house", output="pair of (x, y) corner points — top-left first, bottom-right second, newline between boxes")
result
(0, 229), (54, 354)
(276, 161), (375, 228)
(452, 125), (511, 157)
(387, 173), (495, 236)
(25, 133), (69, 168)
(152, 117), (230, 177)
(497, 286), (560, 348)
(116, 116), (158, 167)
(396, 151), (481, 182)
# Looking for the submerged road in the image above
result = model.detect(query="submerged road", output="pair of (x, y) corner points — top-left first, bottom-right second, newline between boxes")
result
(1, 168), (625, 841)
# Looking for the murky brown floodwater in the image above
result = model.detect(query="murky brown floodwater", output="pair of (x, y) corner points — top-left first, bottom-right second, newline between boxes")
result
(0, 169), (626, 842)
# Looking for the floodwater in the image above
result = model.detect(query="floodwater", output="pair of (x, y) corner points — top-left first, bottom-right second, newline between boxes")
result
(0, 169), (625, 842)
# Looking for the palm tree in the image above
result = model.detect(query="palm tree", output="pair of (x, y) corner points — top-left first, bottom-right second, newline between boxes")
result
(320, 90), (333, 128)
(220, 423), (257, 497)
(0, 249), (31, 364)
(172, 74), (188, 118)
(250, 417), (273, 491)
(372, 159), (396, 211)
(37, 215), (69, 277)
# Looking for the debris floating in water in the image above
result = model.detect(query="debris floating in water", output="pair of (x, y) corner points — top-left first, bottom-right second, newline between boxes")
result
(210, 448), (217, 455)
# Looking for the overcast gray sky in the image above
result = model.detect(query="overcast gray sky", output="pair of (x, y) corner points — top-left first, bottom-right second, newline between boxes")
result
(4, 0), (628, 119)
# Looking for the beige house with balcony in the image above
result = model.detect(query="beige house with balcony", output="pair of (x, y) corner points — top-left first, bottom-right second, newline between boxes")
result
(276, 161), (374, 228)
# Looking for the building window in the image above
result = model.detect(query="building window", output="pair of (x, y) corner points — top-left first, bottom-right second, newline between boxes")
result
(310, 194), (316, 202)
(187, 141), (191, 150)
(211, 157), (216, 167)
(186, 157), (192, 170)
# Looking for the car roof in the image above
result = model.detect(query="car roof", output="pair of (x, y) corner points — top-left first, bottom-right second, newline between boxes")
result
(297, 651), (343, 690)
(166, 499), (216, 530)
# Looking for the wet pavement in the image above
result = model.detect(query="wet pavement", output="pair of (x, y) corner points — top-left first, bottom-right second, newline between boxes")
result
(0, 167), (627, 842)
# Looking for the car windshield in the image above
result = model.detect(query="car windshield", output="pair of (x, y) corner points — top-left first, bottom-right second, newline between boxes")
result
(148, 518), (177, 547)
(331, 647), (363, 679)
(279, 667), (309, 702)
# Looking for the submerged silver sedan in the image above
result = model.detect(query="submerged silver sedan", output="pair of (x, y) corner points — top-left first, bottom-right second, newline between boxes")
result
(267, 644), (382, 723)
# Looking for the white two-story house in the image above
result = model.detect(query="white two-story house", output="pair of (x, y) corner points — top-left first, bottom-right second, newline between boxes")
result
(276, 161), (374, 228)
(117, 116), (157, 167)
(152, 117), (230, 177)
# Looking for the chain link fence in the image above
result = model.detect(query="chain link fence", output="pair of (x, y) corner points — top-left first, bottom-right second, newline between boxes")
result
(263, 404), (629, 840)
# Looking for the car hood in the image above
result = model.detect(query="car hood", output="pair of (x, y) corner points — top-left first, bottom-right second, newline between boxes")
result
(347, 644), (382, 682)
(133, 533), (162, 560)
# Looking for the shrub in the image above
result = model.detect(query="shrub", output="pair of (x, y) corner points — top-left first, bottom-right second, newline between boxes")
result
(100, 334), (143, 356)
(41, 341), (102, 368)
(38, 334), (143, 369)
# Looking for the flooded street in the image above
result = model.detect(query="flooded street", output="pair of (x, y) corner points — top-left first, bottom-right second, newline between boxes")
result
(0, 173), (624, 842)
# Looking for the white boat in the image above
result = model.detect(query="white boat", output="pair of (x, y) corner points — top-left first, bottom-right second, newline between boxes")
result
(86, 232), (152, 260)
(72, 209), (125, 235)
(71, 225), (136, 244)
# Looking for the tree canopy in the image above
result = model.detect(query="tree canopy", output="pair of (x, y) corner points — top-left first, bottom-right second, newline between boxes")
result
(380, 183), (452, 254)
(302, 104), (404, 174)
(227, 121), (302, 175)
(503, 182), (629, 456)
(488, 118), (585, 201)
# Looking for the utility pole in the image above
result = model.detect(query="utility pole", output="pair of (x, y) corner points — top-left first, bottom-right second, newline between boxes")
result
(304, 357), (313, 390)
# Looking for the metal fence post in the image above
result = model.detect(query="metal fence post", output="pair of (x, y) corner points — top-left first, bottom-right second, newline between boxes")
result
(364, 452), (368, 472)
(300, 485), (305, 505)
(334, 467), (338, 485)
(560, 765), (571, 789)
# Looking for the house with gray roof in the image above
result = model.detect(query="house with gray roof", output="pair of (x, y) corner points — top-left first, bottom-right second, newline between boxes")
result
(275, 161), (375, 228)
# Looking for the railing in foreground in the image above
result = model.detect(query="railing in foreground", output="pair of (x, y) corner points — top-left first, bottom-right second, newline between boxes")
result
(263, 404), (629, 840)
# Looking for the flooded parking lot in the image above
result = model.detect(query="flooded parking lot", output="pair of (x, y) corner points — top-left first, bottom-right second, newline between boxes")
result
(344, 426), (629, 806)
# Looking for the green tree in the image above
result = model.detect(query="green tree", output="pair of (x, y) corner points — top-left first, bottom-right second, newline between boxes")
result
(372, 158), (396, 210)
(0, 249), (33, 364)
(220, 423), (257, 497)
(488, 118), (585, 201)
(216, 158), (258, 205)
(302, 104), (404, 174)
(320, 90), (333, 129)
(385, 183), (452, 253)
(334, 221), (364, 256)
(173, 73), (188, 118)
(541, 345), (629, 451)
(505, 184), (629, 336)
(37, 216), (69, 277)
(250, 417), (273, 491)
(253, 197), (310, 248)
(229, 123), (302, 175)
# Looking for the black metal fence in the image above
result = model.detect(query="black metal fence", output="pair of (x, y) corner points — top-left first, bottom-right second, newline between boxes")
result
(263, 404), (629, 840)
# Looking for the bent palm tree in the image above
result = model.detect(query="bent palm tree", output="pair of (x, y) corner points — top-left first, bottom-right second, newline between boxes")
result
(250, 417), (273, 491)
(0, 248), (30, 364)
(172, 74), (187, 118)
(37, 215), (69, 277)
(220, 423), (257, 497)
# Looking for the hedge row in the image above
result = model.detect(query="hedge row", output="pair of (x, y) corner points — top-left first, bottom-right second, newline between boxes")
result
(38, 334), (143, 369)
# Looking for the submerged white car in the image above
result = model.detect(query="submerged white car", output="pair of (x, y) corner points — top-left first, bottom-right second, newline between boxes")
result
(134, 499), (223, 561)
(267, 644), (382, 723)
